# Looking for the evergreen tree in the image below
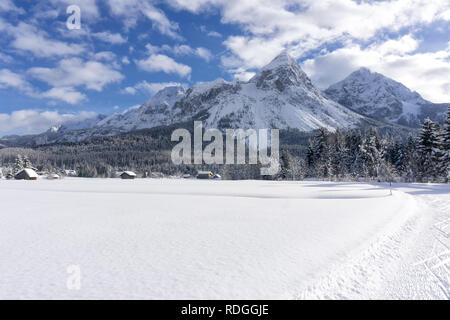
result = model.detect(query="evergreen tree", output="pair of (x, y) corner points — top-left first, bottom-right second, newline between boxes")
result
(346, 130), (364, 179)
(306, 140), (315, 168)
(417, 118), (440, 182)
(359, 128), (384, 179)
(311, 128), (329, 178)
(279, 150), (293, 180)
(13, 154), (24, 173)
(23, 155), (32, 169)
(433, 124), (447, 180)
(442, 107), (450, 182)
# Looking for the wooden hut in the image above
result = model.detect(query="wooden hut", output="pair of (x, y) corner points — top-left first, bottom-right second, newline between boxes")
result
(47, 173), (60, 180)
(197, 171), (213, 179)
(120, 171), (137, 179)
(15, 168), (38, 180)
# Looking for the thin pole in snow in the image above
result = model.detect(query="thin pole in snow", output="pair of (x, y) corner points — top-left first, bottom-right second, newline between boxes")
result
(389, 179), (392, 196)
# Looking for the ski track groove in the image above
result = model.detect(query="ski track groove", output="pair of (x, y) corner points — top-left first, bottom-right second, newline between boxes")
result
(296, 187), (450, 300)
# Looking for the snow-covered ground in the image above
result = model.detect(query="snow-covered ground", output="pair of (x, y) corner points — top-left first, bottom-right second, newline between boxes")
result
(0, 179), (448, 299)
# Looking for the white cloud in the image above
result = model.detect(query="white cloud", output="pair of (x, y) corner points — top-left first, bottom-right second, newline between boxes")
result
(107, 0), (181, 39)
(0, 68), (35, 95)
(207, 31), (222, 38)
(172, 44), (195, 56)
(195, 47), (213, 62)
(122, 56), (131, 65)
(302, 37), (450, 102)
(2, 56), (123, 104)
(123, 81), (183, 95)
(41, 87), (87, 104)
(136, 54), (191, 77)
(0, 20), (85, 58)
(93, 51), (117, 61)
(145, 43), (162, 54)
(371, 35), (420, 56)
(0, 53), (13, 63)
(0, 68), (87, 104)
(92, 31), (127, 44)
(123, 87), (137, 95)
(145, 43), (213, 62)
(233, 71), (256, 81)
(28, 58), (124, 91)
(0, 0), (24, 13)
(200, 25), (222, 38)
(0, 109), (98, 135)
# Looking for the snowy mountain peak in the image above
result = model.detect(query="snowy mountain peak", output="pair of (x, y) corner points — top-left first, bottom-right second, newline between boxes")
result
(261, 51), (298, 71)
(142, 85), (185, 109)
(325, 68), (448, 127)
(48, 125), (61, 133)
(355, 67), (371, 74)
(340, 67), (418, 99)
(250, 51), (313, 92)
(88, 50), (365, 135)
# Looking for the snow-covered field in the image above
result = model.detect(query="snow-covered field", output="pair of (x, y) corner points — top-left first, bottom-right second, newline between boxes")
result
(0, 178), (448, 299)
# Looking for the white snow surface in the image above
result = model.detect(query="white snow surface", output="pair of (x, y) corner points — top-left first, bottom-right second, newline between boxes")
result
(0, 179), (448, 299)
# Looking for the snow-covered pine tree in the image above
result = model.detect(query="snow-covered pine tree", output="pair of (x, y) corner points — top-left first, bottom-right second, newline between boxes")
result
(326, 130), (348, 181)
(443, 106), (450, 182)
(359, 128), (384, 180)
(13, 154), (24, 174)
(279, 150), (293, 180)
(291, 157), (306, 180)
(417, 118), (440, 182)
(378, 136), (396, 181)
(311, 128), (329, 178)
(403, 135), (419, 182)
(386, 138), (405, 177)
(432, 123), (447, 181)
(23, 155), (32, 169)
(305, 140), (315, 177)
(345, 130), (364, 180)
(445, 106), (450, 148)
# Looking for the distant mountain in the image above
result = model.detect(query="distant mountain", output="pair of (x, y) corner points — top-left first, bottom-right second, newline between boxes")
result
(93, 51), (366, 134)
(0, 114), (107, 147)
(96, 86), (186, 132)
(324, 68), (448, 128)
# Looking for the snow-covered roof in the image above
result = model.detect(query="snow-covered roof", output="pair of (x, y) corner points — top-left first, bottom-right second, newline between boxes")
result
(16, 168), (38, 178)
(197, 171), (213, 175)
(121, 171), (137, 176)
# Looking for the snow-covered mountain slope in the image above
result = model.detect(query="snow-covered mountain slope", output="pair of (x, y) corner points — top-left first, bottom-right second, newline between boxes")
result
(98, 52), (364, 133)
(0, 114), (107, 147)
(96, 86), (186, 132)
(324, 68), (448, 128)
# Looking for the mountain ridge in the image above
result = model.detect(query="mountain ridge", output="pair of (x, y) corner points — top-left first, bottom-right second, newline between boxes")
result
(0, 53), (436, 147)
(324, 67), (448, 127)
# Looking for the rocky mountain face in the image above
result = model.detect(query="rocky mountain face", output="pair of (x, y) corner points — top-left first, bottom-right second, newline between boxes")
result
(92, 52), (365, 133)
(324, 68), (448, 128)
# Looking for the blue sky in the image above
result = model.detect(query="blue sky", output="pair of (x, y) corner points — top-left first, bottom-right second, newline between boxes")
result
(0, 0), (449, 136)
